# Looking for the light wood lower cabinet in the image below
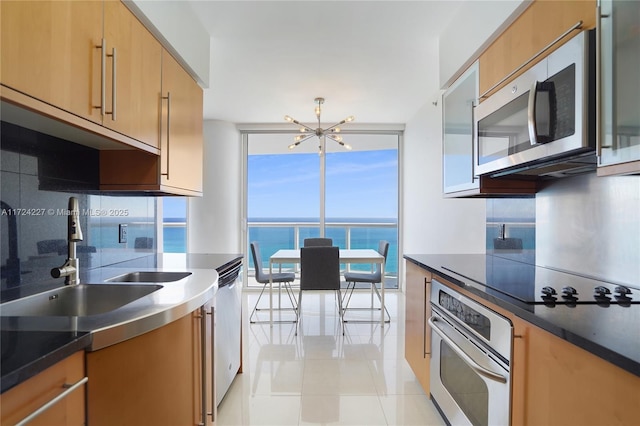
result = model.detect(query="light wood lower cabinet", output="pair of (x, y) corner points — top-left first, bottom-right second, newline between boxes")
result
(404, 261), (431, 394)
(86, 303), (215, 426)
(509, 315), (640, 426)
(0, 351), (86, 426)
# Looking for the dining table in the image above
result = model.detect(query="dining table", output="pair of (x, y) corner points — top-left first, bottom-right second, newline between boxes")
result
(268, 248), (386, 325)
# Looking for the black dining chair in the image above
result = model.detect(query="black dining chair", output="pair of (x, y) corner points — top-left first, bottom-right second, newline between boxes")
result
(297, 246), (343, 335)
(342, 240), (390, 323)
(303, 238), (333, 247)
(249, 241), (297, 323)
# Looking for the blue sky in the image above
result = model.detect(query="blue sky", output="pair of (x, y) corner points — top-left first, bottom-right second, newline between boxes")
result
(163, 197), (186, 219)
(164, 149), (399, 221)
(248, 149), (398, 219)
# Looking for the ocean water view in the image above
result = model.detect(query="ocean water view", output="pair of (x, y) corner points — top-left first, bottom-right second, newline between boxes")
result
(163, 217), (399, 287)
(163, 218), (187, 253)
(248, 218), (398, 285)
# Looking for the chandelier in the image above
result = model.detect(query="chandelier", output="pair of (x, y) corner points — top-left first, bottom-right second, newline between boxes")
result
(285, 97), (354, 152)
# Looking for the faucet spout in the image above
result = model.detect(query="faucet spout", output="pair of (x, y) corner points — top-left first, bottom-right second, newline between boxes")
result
(51, 197), (83, 285)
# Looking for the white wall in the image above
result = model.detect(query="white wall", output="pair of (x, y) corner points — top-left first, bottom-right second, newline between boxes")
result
(438, 0), (529, 87)
(188, 120), (242, 253)
(402, 101), (486, 255)
(127, 0), (210, 87)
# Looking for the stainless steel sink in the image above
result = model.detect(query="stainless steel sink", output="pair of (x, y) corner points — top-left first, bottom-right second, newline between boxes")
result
(0, 284), (163, 317)
(105, 271), (192, 283)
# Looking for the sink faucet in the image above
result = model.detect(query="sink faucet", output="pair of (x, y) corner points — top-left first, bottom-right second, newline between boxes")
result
(51, 197), (83, 285)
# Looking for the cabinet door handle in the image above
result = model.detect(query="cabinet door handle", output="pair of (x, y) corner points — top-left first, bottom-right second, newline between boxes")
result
(479, 20), (583, 99)
(106, 47), (117, 120)
(208, 307), (216, 423)
(95, 39), (106, 116)
(428, 317), (507, 383)
(199, 306), (207, 426)
(161, 92), (171, 180)
(15, 376), (88, 426)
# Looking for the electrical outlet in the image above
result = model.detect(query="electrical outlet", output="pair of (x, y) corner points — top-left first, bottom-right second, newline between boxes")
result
(119, 224), (128, 244)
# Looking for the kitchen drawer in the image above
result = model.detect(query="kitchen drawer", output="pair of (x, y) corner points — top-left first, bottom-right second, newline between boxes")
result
(0, 351), (86, 426)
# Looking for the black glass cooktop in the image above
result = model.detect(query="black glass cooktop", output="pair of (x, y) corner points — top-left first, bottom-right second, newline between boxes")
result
(442, 255), (639, 307)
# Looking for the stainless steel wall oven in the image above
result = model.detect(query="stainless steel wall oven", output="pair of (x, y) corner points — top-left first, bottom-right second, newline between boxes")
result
(429, 279), (513, 426)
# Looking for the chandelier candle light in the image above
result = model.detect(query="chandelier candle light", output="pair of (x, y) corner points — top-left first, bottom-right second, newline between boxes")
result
(285, 97), (354, 153)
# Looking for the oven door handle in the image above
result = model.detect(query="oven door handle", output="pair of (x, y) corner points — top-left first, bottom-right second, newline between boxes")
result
(428, 316), (507, 384)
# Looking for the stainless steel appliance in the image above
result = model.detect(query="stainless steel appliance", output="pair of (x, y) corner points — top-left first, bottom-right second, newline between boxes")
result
(475, 30), (596, 178)
(215, 259), (242, 406)
(429, 279), (513, 426)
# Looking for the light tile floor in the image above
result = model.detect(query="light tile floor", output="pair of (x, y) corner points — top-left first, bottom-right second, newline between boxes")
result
(217, 290), (446, 426)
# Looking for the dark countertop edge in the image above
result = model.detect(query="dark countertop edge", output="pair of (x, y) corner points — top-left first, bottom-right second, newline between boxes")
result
(404, 255), (640, 377)
(1, 332), (92, 394)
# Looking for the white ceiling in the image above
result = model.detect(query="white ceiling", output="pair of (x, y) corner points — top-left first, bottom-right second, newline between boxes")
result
(186, 1), (465, 124)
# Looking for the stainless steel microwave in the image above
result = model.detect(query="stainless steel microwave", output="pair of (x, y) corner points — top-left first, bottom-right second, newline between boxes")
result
(474, 30), (596, 177)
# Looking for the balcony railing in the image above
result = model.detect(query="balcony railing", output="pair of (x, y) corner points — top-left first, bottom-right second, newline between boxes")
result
(248, 220), (398, 289)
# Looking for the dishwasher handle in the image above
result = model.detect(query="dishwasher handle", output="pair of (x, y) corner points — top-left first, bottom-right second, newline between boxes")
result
(428, 316), (507, 383)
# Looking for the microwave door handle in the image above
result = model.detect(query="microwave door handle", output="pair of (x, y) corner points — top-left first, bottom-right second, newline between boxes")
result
(528, 80), (540, 145)
(428, 316), (507, 383)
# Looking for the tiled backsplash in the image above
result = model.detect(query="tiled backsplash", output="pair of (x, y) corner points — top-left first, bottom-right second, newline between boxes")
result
(1, 122), (157, 296)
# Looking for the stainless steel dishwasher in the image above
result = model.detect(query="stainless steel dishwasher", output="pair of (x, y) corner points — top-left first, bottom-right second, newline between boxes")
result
(215, 259), (243, 406)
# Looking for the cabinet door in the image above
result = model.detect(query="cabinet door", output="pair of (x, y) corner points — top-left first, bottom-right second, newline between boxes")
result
(0, 351), (86, 426)
(0, 0), (102, 124)
(443, 62), (478, 195)
(160, 50), (204, 193)
(103, 0), (162, 148)
(404, 261), (430, 393)
(511, 316), (640, 426)
(479, 0), (596, 97)
(597, 0), (640, 175)
(86, 311), (201, 425)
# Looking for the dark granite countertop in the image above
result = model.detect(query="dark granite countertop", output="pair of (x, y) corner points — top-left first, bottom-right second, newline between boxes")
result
(404, 253), (640, 377)
(1, 330), (92, 393)
(0, 253), (242, 394)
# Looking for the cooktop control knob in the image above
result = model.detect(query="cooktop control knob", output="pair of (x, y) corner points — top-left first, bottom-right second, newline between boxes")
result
(594, 286), (611, 298)
(561, 286), (578, 297)
(541, 286), (557, 297)
(614, 286), (631, 297)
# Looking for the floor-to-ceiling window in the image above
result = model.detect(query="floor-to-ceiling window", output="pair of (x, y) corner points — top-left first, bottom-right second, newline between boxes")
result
(245, 131), (400, 288)
(163, 197), (187, 252)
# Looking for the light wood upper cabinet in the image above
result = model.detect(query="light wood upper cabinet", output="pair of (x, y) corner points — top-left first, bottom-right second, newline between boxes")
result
(0, 351), (86, 426)
(99, 48), (204, 195)
(0, 0), (103, 124)
(0, 0), (162, 152)
(479, 0), (596, 98)
(103, 0), (162, 148)
(404, 261), (431, 394)
(160, 49), (204, 193)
